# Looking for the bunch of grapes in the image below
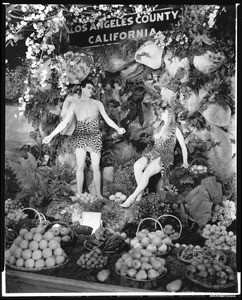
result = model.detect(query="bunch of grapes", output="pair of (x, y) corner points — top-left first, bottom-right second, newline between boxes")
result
(211, 199), (236, 227)
(5, 198), (28, 223)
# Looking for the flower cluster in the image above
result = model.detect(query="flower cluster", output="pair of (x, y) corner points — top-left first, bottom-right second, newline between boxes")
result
(153, 31), (189, 50)
(212, 198), (236, 227)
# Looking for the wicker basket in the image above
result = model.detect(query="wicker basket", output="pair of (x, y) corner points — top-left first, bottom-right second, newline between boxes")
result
(177, 246), (227, 264)
(136, 218), (171, 256)
(44, 221), (76, 245)
(115, 265), (167, 282)
(6, 258), (70, 272)
(14, 208), (48, 234)
(186, 269), (237, 290)
(156, 214), (182, 241)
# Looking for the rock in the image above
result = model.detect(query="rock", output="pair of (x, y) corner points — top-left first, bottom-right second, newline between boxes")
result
(184, 185), (213, 227)
(201, 103), (231, 127)
(193, 50), (226, 74)
(201, 176), (223, 205)
(135, 40), (164, 69)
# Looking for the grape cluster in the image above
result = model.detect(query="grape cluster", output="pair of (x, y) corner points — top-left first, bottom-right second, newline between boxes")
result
(5, 198), (28, 222)
(211, 199), (236, 227)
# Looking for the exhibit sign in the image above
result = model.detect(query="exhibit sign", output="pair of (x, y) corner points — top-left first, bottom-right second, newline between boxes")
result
(68, 7), (180, 47)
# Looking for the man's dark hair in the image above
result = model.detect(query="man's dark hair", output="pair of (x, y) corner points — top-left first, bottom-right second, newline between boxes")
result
(80, 77), (94, 88)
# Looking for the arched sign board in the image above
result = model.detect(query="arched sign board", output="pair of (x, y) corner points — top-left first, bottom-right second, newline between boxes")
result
(68, 7), (180, 48)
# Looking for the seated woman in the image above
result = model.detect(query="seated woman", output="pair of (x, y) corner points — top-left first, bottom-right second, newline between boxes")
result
(119, 104), (189, 208)
(43, 78), (126, 200)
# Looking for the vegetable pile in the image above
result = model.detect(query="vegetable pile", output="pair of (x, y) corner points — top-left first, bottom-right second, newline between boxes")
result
(77, 246), (109, 269)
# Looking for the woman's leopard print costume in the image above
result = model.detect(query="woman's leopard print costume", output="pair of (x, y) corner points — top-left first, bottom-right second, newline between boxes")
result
(72, 114), (102, 155)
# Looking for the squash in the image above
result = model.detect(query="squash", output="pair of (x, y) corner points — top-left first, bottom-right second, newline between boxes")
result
(166, 279), (182, 292)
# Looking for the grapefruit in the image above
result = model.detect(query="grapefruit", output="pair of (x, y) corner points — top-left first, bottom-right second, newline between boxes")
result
(13, 247), (23, 259)
(9, 256), (16, 265)
(19, 228), (28, 237)
(53, 247), (63, 256)
(14, 236), (23, 246)
(43, 231), (54, 241)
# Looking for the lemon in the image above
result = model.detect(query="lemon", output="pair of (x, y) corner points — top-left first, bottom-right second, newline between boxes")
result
(42, 248), (52, 259)
(53, 247), (64, 256)
(24, 231), (33, 241)
(22, 249), (32, 260)
(55, 255), (65, 265)
(39, 239), (48, 250)
(19, 239), (29, 250)
(29, 240), (39, 251)
(45, 256), (56, 268)
(33, 233), (43, 242)
(35, 259), (45, 268)
(25, 258), (35, 268)
(32, 249), (42, 260)
(16, 257), (24, 267)
(43, 231), (55, 241)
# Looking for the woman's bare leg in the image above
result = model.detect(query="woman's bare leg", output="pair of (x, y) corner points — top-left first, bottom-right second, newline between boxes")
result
(90, 152), (103, 200)
(133, 156), (148, 202)
(120, 158), (162, 208)
(75, 148), (87, 197)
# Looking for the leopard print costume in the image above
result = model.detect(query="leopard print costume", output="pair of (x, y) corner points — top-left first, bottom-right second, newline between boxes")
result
(72, 114), (102, 155)
(143, 125), (177, 178)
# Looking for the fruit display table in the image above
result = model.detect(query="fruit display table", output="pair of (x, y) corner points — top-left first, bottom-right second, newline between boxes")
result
(5, 236), (238, 294)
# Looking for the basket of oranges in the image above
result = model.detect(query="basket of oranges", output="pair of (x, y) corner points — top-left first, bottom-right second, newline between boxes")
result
(5, 220), (70, 271)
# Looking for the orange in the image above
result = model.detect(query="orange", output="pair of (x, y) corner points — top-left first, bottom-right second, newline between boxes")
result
(19, 239), (29, 250)
(14, 236), (23, 246)
(54, 247), (64, 256)
(16, 257), (24, 267)
(43, 231), (54, 241)
(9, 243), (18, 254)
(42, 248), (52, 259)
(9, 255), (16, 265)
(32, 249), (42, 260)
(19, 228), (29, 237)
(35, 259), (45, 268)
(25, 258), (35, 268)
(33, 233), (43, 242)
(152, 236), (163, 247)
(24, 231), (33, 241)
(39, 239), (48, 250)
(30, 227), (37, 234)
(55, 255), (65, 265)
(5, 250), (11, 262)
(45, 256), (56, 267)
(22, 249), (32, 260)
(13, 247), (23, 259)
(29, 240), (39, 251)
(48, 239), (60, 250)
